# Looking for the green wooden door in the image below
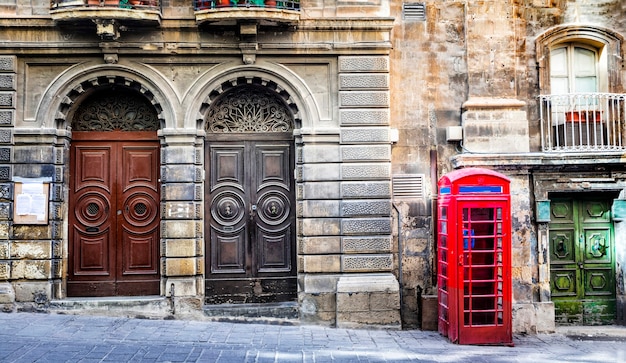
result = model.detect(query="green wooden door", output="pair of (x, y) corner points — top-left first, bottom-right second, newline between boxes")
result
(549, 196), (616, 325)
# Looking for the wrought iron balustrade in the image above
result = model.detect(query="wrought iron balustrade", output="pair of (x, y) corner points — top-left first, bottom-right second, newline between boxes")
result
(50, 0), (161, 11)
(194, 0), (300, 11)
(538, 93), (626, 152)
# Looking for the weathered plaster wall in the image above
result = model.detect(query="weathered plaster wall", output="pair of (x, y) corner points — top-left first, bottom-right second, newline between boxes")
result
(389, 1), (468, 328)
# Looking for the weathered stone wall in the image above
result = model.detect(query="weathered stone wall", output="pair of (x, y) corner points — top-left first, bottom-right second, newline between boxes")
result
(390, 0), (626, 332)
(388, 0), (468, 328)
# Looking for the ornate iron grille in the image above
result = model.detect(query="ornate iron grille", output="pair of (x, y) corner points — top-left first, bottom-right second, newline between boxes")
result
(206, 85), (294, 133)
(73, 89), (159, 131)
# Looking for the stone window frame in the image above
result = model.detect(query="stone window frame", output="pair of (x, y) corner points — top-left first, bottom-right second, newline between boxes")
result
(535, 24), (625, 94)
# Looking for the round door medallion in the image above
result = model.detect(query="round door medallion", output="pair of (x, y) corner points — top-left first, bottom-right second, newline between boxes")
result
(257, 191), (289, 225)
(211, 192), (245, 226)
(123, 193), (158, 227)
(75, 192), (110, 227)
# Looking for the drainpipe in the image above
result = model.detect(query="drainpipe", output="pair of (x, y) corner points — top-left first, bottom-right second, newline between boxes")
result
(392, 203), (404, 321)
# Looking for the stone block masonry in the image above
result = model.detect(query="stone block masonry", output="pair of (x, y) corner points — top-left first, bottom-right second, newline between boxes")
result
(299, 55), (400, 328)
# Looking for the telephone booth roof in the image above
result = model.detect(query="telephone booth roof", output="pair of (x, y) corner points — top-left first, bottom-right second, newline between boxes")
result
(438, 167), (510, 196)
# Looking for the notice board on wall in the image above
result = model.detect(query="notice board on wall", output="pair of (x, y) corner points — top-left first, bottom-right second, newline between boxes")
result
(13, 180), (49, 225)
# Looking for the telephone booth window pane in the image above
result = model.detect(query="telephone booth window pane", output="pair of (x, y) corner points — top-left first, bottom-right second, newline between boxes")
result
(441, 207), (447, 220)
(463, 206), (501, 327)
(440, 221), (447, 235)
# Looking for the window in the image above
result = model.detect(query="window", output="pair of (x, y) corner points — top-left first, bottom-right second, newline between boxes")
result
(536, 25), (622, 94)
(550, 44), (599, 94)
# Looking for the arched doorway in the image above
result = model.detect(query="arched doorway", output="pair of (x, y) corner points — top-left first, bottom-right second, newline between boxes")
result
(67, 87), (161, 297)
(204, 83), (297, 304)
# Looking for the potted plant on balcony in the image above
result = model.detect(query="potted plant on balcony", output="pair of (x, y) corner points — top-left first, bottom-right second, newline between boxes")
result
(264, 0), (275, 7)
(215, 0), (229, 7)
(565, 110), (602, 123)
(229, 0), (239, 7)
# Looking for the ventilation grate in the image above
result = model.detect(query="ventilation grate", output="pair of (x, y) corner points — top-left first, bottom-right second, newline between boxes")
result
(403, 2), (426, 21)
(392, 174), (425, 199)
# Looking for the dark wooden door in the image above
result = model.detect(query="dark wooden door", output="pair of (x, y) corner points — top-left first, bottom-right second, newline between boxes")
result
(68, 132), (160, 297)
(550, 196), (616, 325)
(205, 136), (296, 304)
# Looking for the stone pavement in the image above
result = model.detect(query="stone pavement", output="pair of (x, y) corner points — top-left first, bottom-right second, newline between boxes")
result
(0, 312), (625, 363)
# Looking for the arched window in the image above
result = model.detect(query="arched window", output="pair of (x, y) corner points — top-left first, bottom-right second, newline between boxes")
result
(536, 25), (623, 94)
(536, 26), (625, 151)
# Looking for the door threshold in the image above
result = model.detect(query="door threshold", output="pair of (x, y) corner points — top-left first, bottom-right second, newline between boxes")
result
(203, 301), (299, 324)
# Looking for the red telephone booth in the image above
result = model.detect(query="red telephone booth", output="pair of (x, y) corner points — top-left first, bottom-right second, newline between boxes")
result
(437, 168), (513, 345)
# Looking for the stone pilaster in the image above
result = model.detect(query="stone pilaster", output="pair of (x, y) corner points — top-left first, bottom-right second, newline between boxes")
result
(9, 126), (65, 305)
(160, 131), (204, 298)
(335, 55), (399, 328)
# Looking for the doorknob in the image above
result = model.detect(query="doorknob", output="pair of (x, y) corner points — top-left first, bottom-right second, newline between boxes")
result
(250, 204), (257, 220)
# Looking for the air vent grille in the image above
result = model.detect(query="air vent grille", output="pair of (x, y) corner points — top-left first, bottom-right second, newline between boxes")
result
(403, 3), (426, 21)
(392, 174), (425, 199)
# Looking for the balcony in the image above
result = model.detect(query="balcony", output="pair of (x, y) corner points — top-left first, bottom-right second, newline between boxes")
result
(194, 0), (300, 26)
(539, 93), (626, 152)
(50, 0), (161, 33)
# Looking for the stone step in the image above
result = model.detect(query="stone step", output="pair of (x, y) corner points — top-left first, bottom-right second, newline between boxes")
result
(202, 301), (299, 324)
(48, 296), (173, 319)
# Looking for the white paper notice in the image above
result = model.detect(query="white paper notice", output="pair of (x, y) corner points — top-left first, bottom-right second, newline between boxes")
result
(16, 183), (47, 219)
(22, 183), (43, 195)
(16, 194), (32, 215)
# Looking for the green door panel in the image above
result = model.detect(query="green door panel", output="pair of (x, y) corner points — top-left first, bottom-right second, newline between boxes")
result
(549, 196), (616, 326)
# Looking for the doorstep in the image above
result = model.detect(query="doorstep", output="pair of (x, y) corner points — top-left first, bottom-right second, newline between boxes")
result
(48, 296), (173, 319)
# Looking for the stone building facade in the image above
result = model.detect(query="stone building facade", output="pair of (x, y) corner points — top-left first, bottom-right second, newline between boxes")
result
(0, 0), (624, 333)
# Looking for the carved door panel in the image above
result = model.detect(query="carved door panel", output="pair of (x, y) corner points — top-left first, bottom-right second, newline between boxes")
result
(68, 133), (160, 297)
(549, 196), (616, 325)
(205, 138), (296, 304)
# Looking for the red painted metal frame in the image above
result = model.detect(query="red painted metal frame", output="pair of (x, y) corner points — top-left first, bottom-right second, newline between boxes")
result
(437, 168), (513, 345)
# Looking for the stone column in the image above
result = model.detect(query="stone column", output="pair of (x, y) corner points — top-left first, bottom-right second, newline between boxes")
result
(159, 131), (204, 307)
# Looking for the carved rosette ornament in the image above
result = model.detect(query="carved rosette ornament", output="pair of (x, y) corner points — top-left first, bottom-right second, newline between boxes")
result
(206, 85), (293, 133)
(73, 89), (159, 131)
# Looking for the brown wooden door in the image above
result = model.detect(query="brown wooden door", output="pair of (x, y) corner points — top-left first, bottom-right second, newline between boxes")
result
(205, 136), (296, 304)
(68, 132), (160, 297)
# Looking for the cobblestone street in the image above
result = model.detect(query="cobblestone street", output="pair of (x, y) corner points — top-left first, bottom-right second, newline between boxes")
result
(1, 312), (625, 362)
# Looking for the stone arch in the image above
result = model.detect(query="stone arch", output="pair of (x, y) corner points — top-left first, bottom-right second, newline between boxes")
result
(182, 61), (321, 131)
(535, 24), (625, 93)
(35, 62), (179, 130)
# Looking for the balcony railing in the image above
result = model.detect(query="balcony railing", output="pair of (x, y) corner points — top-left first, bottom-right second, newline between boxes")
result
(194, 0), (300, 11)
(51, 0), (161, 11)
(194, 0), (300, 26)
(539, 93), (626, 152)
